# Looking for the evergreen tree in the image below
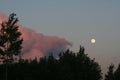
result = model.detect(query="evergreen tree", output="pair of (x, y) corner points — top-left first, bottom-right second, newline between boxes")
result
(0, 45), (102, 80)
(0, 13), (23, 63)
(0, 13), (23, 80)
(114, 64), (120, 80)
(105, 64), (115, 80)
(76, 46), (102, 80)
(58, 46), (102, 80)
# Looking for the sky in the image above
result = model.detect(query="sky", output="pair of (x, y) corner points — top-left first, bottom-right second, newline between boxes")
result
(0, 0), (120, 74)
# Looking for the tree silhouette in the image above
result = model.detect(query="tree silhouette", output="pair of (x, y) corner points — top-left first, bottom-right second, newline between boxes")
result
(114, 64), (120, 80)
(105, 64), (115, 80)
(0, 13), (23, 63)
(58, 46), (102, 80)
(0, 13), (23, 80)
(0, 45), (102, 80)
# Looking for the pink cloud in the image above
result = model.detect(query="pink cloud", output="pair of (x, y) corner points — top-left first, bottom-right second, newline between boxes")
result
(0, 13), (72, 60)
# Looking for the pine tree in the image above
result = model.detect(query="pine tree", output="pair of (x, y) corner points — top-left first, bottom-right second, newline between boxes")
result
(105, 64), (115, 80)
(58, 46), (102, 80)
(114, 64), (120, 80)
(0, 13), (23, 63)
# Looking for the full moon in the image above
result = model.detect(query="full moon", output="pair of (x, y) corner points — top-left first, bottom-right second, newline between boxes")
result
(91, 38), (96, 44)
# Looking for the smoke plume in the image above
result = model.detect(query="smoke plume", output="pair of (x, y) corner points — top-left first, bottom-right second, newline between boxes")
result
(0, 13), (71, 59)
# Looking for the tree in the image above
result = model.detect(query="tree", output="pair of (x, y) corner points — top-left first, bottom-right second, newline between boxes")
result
(0, 13), (23, 80)
(114, 64), (120, 80)
(105, 64), (115, 80)
(0, 13), (23, 63)
(0, 45), (102, 80)
(58, 46), (102, 80)
(76, 46), (102, 80)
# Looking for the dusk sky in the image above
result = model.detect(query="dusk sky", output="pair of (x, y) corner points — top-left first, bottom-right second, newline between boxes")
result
(0, 0), (120, 74)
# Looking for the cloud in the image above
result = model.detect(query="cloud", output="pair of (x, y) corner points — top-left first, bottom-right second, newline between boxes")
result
(0, 13), (72, 59)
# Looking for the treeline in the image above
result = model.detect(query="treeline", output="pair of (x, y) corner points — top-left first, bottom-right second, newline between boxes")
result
(0, 46), (120, 80)
(0, 46), (101, 80)
(0, 13), (120, 80)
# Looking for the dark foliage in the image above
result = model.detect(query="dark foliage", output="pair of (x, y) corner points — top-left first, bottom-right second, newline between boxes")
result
(114, 64), (120, 80)
(105, 64), (120, 80)
(0, 13), (23, 63)
(0, 46), (102, 80)
(105, 64), (115, 80)
(0, 13), (23, 80)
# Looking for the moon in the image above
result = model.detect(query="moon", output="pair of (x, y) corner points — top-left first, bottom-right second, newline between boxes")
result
(91, 38), (96, 44)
